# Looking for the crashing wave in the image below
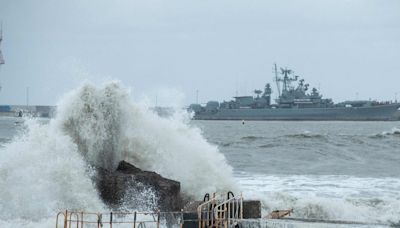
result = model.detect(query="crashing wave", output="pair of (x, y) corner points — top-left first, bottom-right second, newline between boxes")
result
(56, 81), (235, 197)
(0, 81), (235, 227)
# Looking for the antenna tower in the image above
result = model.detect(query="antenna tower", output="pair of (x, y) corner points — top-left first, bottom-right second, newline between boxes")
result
(274, 63), (281, 97)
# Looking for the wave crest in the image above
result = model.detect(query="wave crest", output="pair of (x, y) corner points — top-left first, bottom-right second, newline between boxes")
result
(56, 81), (235, 197)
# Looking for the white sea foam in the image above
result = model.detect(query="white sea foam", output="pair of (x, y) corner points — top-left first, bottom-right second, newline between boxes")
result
(0, 81), (235, 227)
(381, 127), (400, 136)
(236, 173), (400, 224)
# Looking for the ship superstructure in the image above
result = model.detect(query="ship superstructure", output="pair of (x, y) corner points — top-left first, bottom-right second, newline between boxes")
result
(273, 64), (333, 108)
(189, 64), (400, 121)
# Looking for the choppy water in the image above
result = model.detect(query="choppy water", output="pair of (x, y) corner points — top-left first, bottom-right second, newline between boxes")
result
(194, 121), (400, 225)
(0, 83), (399, 227)
(195, 121), (400, 176)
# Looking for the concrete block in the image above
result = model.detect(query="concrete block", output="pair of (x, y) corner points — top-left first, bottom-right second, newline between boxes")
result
(242, 200), (261, 219)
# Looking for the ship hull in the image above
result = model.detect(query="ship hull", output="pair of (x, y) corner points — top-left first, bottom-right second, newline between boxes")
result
(194, 104), (400, 121)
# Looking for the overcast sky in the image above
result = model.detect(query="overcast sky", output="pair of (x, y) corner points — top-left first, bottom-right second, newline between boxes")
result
(0, 0), (399, 106)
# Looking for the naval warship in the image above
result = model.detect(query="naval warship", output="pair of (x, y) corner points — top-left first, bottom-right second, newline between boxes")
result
(189, 64), (400, 121)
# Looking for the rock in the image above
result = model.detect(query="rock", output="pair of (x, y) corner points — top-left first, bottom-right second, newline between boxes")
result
(96, 161), (182, 211)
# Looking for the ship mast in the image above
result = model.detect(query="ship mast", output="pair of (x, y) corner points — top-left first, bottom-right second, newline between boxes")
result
(274, 63), (281, 97)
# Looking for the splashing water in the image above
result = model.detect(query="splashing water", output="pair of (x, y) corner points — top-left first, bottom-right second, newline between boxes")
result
(0, 81), (235, 227)
(57, 81), (235, 196)
(0, 119), (105, 227)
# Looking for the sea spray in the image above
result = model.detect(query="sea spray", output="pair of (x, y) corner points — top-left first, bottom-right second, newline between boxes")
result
(56, 81), (235, 197)
(0, 81), (235, 227)
(0, 119), (104, 222)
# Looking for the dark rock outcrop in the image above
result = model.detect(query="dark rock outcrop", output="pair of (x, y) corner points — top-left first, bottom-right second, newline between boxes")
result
(96, 161), (182, 211)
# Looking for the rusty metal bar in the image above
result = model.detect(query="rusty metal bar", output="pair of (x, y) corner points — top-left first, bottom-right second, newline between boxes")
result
(55, 211), (66, 228)
(65, 210), (68, 228)
(68, 212), (79, 228)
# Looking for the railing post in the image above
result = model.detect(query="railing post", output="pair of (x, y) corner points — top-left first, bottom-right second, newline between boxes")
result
(81, 212), (84, 228)
(97, 213), (102, 228)
(197, 207), (201, 228)
(180, 209), (184, 228)
(157, 210), (160, 228)
(68, 212), (79, 228)
(64, 210), (68, 228)
(110, 212), (113, 228)
(56, 212), (66, 228)
(211, 199), (214, 227)
(228, 200), (231, 227)
(133, 212), (137, 228)
(240, 193), (243, 219)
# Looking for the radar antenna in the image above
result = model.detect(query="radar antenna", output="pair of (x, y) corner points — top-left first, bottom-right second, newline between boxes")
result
(254, 89), (262, 98)
(277, 66), (298, 92)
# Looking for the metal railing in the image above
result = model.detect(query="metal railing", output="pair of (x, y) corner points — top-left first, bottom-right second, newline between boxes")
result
(56, 210), (186, 228)
(197, 193), (218, 228)
(56, 192), (242, 228)
(213, 193), (243, 228)
(197, 192), (243, 228)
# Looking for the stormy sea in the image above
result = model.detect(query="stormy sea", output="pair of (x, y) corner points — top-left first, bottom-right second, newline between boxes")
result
(0, 81), (399, 227)
(195, 120), (400, 227)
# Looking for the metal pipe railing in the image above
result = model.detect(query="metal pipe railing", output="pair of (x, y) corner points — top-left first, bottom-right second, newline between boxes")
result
(197, 192), (217, 228)
(213, 193), (243, 228)
(55, 192), (242, 228)
(56, 210), (188, 228)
